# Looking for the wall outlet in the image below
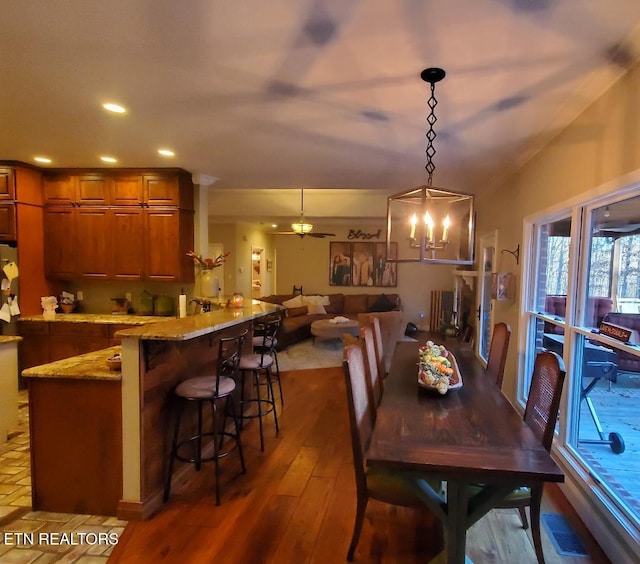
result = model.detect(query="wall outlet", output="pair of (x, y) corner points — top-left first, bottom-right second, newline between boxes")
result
(77, 291), (84, 301)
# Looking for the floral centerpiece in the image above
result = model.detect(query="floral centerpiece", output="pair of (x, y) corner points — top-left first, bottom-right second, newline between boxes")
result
(418, 340), (460, 394)
(187, 250), (230, 298)
(186, 250), (230, 270)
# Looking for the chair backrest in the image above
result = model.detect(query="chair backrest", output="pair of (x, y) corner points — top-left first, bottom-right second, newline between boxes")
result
(292, 285), (303, 296)
(524, 350), (566, 452)
(253, 317), (281, 360)
(216, 330), (248, 393)
(361, 325), (383, 411)
(486, 322), (511, 389)
(358, 311), (405, 376)
(343, 344), (374, 494)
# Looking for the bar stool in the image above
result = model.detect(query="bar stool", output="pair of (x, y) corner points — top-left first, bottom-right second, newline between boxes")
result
(164, 330), (247, 506)
(252, 314), (284, 406)
(239, 318), (280, 451)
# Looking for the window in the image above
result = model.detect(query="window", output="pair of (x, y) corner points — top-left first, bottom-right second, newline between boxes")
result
(523, 191), (640, 549)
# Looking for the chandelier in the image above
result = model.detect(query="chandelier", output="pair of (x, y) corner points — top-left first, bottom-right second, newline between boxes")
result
(386, 68), (474, 265)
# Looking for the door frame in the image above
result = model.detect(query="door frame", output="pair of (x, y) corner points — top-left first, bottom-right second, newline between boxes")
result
(476, 230), (498, 365)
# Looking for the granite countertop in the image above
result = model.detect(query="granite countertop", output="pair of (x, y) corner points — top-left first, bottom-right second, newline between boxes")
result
(116, 301), (283, 341)
(22, 346), (122, 381)
(18, 314), (170, 324)
(0, 336), (23, 344)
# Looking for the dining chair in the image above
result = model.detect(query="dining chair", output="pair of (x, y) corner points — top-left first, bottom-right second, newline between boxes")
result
(487, 350), (566, 564)
(164, 330), (247, 506)
(485, 322), (511, 389)
(361, 325), (383, 413)
(342, 344), (442, 561)
(358, 311), (405, 377)
(238, 317), (281, 451)
(358, 315), (386, 379)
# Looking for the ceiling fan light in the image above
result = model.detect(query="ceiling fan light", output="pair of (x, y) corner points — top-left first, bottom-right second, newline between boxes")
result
(291, 222), (313, 235)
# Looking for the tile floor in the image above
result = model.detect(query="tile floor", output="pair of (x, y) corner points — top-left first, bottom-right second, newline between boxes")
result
(0, 336), (348, 562)
(0, 391), (127, 562)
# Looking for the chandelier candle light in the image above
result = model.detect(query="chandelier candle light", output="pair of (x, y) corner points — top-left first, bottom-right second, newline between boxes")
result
(386, 68), (475, 265)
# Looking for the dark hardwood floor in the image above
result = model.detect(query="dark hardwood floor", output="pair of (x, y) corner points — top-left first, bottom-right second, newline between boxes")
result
(109, 366), (610, 563)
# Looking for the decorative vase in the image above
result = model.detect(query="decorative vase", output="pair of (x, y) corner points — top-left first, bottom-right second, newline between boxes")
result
(200, 270), (219, 298)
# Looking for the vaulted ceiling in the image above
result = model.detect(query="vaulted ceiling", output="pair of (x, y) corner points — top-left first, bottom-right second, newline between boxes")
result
(2, 1), (640, 222)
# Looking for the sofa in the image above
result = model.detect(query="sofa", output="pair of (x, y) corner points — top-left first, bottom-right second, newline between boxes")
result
(544, 295), (613, 334)
(259, 292), (402, 350)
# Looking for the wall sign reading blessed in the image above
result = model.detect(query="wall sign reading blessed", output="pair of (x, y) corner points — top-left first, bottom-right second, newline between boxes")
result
(347, 229), (383, 240)
(329, 241), (397, 287)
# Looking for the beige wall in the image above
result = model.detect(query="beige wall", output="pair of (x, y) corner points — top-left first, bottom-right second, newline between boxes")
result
(474, 61), (640, 562)
(476, 61), (640, 403)
(269, 221), (455, 328)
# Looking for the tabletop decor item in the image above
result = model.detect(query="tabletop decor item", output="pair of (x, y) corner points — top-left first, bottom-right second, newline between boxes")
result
(418, 340), (462, 394)
(187, 250), (230, 298)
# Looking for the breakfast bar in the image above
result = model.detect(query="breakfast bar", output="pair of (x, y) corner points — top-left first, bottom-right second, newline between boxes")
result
(22, 301), (282, 520)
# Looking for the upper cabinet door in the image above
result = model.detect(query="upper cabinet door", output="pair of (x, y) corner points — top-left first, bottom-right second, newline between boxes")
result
(43, 175), (77, 206)
(0, 168), (15, 200)
(0, 203), (16, 241)
(143, 174), (180, 207)
(76, 174), (108, 205)
(43, 207), (77, 279)
(109, 175), (144, 206)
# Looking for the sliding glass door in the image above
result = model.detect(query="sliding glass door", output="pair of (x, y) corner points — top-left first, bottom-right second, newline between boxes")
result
(522, 191), (640, 543)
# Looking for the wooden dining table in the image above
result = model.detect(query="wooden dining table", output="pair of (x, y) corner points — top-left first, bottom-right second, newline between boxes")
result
(367, 339), (564, 563)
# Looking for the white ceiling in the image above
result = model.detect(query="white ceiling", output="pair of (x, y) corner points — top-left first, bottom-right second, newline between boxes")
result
(2, 1), (640, 222)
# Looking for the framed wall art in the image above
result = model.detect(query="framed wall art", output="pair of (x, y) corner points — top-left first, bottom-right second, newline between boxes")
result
(329, 241), (397, 287)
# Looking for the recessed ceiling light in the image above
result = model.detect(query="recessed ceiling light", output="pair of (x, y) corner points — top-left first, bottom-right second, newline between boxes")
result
(102, 102), (127, 114)
(272, 224), (278, 229)
(158, 148), (175, 157)
(34, 156), (52, 164)
(100, 155), (118, 163)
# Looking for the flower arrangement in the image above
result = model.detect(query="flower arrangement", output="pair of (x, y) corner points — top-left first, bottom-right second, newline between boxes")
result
(418, 340), (454, 394)
(186, 250), (230, 270)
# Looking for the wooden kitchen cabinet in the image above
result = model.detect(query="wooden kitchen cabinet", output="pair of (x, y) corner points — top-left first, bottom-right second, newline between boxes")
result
(76, 207), (110, 279)
(43, 168), (195, 282)
(0, 203), (16, 241)
(44, 206), (111, 280)
(110, 207), (145, 280)
(0, 167), (15, 199)
(108, 172), (193, 208)
(43, 207), (76, 279)
(17, 321), (51, 388)
(43, 173), (108, 206)
(48, 323), (110, 362)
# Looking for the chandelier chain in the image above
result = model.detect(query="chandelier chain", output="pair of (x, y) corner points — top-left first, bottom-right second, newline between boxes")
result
(425, 80), (438, 187)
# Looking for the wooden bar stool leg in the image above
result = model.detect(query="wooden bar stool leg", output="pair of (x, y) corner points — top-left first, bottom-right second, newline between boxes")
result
(255, 370), (265, 451)
(266, 368), (279, 434)
(209, 399), (220, 506)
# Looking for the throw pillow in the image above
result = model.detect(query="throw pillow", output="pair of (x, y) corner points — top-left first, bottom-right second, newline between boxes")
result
(307, 303), (327, 315)
(368, 294), (396, 312)
(282, 295), (304, 308)
(302, 295), (330, 306)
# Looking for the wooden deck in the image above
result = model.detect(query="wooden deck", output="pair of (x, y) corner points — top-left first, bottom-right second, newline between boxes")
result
(577, 371), (640, 516)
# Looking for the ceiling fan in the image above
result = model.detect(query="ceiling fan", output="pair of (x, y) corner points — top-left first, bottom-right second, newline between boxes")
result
(275, 189), (336, 238)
